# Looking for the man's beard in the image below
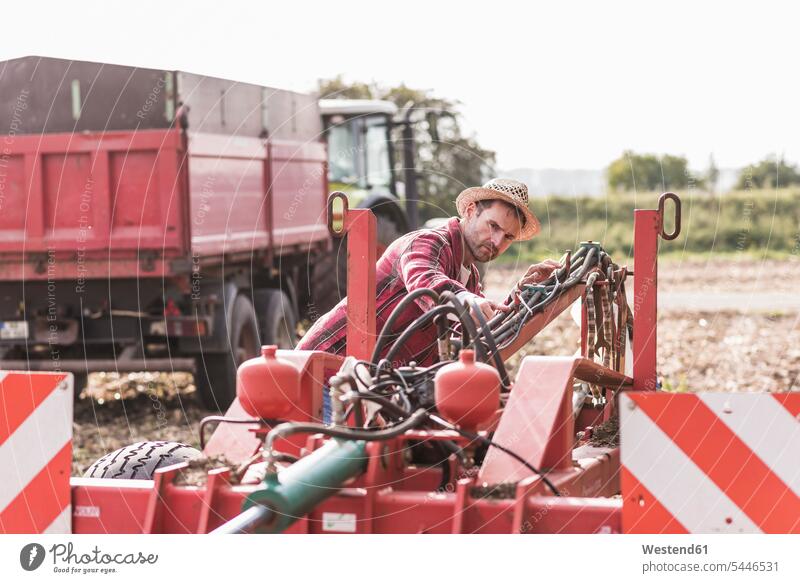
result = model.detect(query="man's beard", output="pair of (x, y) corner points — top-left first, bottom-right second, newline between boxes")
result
(467, 239), (496, 262)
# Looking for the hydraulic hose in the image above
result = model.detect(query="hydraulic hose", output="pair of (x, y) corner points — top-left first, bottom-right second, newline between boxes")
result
(265, 409), (430, 454)
(371, 288), (440, 363)
(469, 298), (510, 387)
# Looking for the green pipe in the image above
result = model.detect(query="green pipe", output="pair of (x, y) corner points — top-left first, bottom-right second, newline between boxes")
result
(242, 439), (368, 533)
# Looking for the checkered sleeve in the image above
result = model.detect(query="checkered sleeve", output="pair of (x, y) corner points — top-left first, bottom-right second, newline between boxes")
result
(398, 231), (469, 311)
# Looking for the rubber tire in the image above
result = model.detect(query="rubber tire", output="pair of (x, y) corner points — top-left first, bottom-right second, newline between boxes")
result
(310, 213), (403, 315)
(255, 289), (297, 348)
(194, 294), (260, 410)
(83, 441), (202, 480)
(309, 238), (348, 316)
(374, 212), (402, 258)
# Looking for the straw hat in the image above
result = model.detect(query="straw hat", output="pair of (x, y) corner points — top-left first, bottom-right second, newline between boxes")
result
(456, 178), (540, 240)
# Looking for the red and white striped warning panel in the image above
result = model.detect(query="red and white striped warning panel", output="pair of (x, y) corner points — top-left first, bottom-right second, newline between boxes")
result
(0, 371), (73, 534)
(620, 392), (800, 533)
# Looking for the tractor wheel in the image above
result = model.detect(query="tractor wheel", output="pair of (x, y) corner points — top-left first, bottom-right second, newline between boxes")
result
(255, 289), (297, 348)
(83, 441), (202, 480)
(194, 294), (260, 410)
(374, 212), (402, 258)
(309, 238), (348, 316)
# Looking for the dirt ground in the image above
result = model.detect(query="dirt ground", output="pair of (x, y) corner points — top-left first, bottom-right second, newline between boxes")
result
(72, 259), (800, 475)
(72, 373), (205, 476)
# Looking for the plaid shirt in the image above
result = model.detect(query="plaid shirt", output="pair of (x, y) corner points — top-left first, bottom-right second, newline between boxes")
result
(297, 217), (484, 366)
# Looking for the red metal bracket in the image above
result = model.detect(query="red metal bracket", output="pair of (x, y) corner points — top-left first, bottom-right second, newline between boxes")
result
(327, 192), (377, 360)
(632, 192), (682, 391)
(480, 355), (632, 483)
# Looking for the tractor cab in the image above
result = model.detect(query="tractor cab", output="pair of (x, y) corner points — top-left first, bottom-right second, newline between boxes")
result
(320, 99), (399, 203)
(311, 100), (411, 313)
(319, 99), (410, 243)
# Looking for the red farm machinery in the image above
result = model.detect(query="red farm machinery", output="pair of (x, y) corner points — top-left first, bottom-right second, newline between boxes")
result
(2, 190), (797, 534)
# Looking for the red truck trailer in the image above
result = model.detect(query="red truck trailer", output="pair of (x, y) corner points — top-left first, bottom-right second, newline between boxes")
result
(0, 56), (330, 408)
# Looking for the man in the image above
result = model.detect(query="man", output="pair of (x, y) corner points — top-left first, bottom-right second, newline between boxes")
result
(297, 178), (560, 366)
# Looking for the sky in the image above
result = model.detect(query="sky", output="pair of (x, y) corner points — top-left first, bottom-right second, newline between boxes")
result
(3, 1), (798, 171)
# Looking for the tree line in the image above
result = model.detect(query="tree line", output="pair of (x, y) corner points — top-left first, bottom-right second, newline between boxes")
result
(607, 151), (800, 192)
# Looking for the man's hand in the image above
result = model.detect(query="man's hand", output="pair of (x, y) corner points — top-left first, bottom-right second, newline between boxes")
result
(468, 296), (512, 323)
(517, 259), (562, 289)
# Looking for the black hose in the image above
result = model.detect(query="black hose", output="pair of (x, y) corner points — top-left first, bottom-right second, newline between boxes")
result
(485, 247), (587, 330)
(428, 415), (562, 497)
(498, 284), (562, 347)
(348, 391), (469, 467)
(438, 290), (483, 358)
(346, 392), (457, 491)
(494, 277), (564, 349)
(384, 304), (476, 364)
(371, 383), (405, 396)
(350, 390), (413, 418)
(371, 288), (441, 363)
(351, 402), (365, 427)
(265, 409), (429, 452)
(488, 289), (545, 339)
(434, 312), (451, 360)
(348, 389), (560, 497)
(271, 452), (300, 464)
(487, 245), (602, 347)
(390, 360), (452, 380)
(469, 298), (510, 388)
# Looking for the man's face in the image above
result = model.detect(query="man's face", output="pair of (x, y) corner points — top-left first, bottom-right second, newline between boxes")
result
(462, 200), (522, 262)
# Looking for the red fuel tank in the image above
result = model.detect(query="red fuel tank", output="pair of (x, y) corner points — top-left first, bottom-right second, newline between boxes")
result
(237, 345), (300, 419)
(434, 349), (500, 431)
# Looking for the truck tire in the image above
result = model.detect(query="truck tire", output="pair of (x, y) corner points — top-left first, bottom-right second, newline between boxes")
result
(194, 294), (260, 410)
(83, 441), (202, 480)
(374, 212), (402, 258)
(255, 288), (297, 348)
(310, 213), (402, 316)
(309, 240), (347, 316)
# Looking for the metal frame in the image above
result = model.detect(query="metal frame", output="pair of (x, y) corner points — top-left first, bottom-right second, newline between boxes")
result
(326, 191), (377, 360)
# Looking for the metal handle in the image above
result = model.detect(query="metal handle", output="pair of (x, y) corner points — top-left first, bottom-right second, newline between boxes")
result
(658, 192), (681, 241)
(327, 191), (349, 238)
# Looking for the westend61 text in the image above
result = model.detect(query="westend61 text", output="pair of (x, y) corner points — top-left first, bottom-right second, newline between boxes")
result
(642, 544), (708, 555)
